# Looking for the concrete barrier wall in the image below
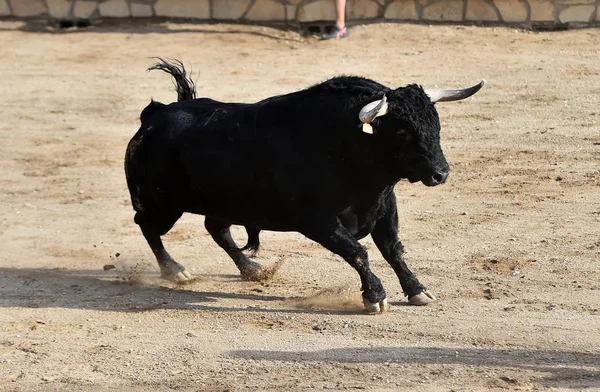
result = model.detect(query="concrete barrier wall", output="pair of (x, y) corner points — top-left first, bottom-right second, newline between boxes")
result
(1, 0), (598, 27)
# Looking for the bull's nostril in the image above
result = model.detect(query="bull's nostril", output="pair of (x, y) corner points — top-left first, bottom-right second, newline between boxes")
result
(432, 173), (445, 184)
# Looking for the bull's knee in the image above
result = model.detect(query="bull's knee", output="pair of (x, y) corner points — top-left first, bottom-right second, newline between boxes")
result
(134, 211), (146, 225)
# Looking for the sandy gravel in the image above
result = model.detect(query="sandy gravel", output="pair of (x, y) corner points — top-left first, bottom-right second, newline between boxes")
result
(0, 19), (599, 391)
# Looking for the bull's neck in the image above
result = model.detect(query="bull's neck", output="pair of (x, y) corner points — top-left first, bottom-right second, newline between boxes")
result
(342, 133), (403, 194)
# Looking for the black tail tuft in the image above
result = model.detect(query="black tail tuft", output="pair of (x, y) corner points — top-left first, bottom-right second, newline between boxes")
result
(148, 57), (197, 102)
(240, 227), (261, 257)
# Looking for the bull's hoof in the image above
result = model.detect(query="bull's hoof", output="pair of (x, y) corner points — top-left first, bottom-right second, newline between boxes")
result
(160, 261), (193, 283)
(240, 258), (285, 282)
(163, 269), (193, 283)
(240, 261), (267, 282)
(408, 290), (437, 306)
(362, 298), (389, 314)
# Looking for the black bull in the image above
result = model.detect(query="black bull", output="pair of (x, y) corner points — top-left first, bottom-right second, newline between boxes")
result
(125, 58), (484, 313)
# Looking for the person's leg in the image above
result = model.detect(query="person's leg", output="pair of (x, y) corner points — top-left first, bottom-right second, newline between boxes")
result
(323, 0), (348, 40)
(335, 0), (346, 29)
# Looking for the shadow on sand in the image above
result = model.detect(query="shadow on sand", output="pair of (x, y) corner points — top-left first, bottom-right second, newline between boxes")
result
(0, 17), (305, 42)
(230, 345), (600, 389)
(0, 267), (359, 315)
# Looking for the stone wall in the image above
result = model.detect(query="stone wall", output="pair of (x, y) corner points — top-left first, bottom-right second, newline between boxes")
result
(1, 0), (598, 27)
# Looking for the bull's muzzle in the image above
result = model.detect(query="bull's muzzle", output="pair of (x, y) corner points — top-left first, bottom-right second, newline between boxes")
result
(423, 168), (450, 187)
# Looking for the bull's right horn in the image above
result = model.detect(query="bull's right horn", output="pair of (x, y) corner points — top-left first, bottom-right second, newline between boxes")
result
(358, 95), (388, 124)
(424, 80), (485, 103)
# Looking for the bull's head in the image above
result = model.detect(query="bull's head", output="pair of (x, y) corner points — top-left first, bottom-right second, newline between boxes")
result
(359, 80), (484, 187)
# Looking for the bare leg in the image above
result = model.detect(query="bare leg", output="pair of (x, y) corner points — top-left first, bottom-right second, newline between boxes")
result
(322, 0), (348, 40)
(135, 211), (192, 282)
(335, 0), (346, 29)
(204, 217), (263, 280)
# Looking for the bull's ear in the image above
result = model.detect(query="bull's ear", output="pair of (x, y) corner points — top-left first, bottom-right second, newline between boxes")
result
(359, 95), (388, 126)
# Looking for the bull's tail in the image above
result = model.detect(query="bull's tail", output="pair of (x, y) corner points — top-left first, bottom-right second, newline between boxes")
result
(148, 57), (197, 102)
(240, 227), (261, 256)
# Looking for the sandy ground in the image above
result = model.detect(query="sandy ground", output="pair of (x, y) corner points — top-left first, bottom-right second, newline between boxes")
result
(0, 19), (599, 391)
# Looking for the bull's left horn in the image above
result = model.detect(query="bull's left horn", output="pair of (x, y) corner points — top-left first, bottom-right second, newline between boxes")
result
(359, 95), (388, 124)
(424, 80), (485, 103)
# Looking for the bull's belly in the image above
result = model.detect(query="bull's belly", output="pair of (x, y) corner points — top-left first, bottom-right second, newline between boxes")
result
(183, 197), (306, 232)
(184, 197), (378, 239)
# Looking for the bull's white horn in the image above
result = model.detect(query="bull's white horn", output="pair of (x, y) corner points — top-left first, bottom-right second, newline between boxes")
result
(424, 80), (485, 103)
(358, 95), (389, 124)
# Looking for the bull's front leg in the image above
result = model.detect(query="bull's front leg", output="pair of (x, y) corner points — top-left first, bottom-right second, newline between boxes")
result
(371, 193), (436, 305)
(301, 220), (388, 313)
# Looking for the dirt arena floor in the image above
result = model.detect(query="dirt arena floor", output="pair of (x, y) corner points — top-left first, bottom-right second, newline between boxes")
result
(0, 19), (599, 391)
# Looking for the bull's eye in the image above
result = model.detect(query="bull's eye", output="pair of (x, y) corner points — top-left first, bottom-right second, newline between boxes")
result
(397, 129), (412, 141)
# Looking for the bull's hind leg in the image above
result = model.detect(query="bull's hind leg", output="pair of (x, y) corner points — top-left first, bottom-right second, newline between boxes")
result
(204, 217), (263, 281)
(134, 210), (192, 282)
